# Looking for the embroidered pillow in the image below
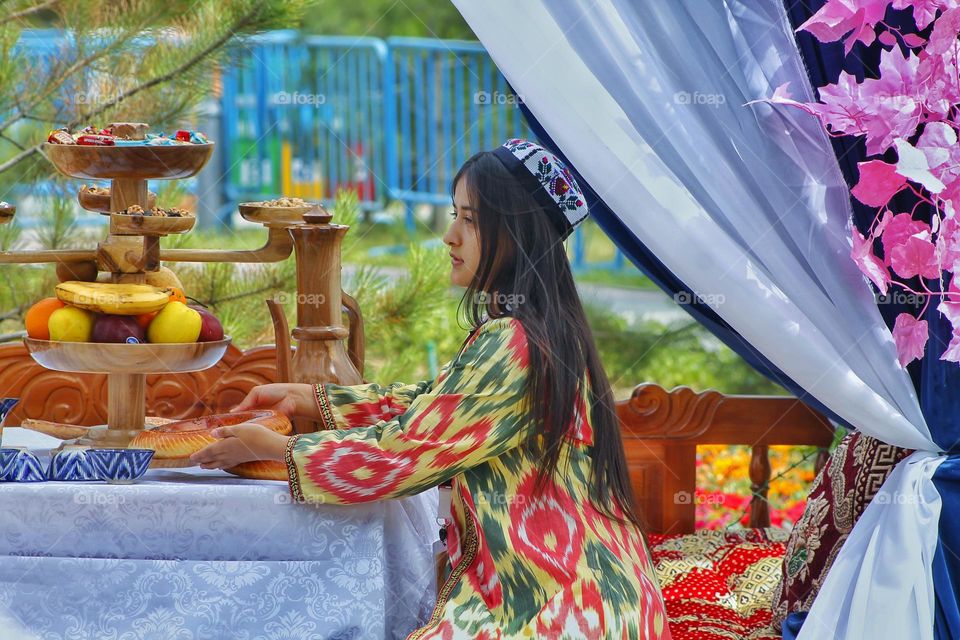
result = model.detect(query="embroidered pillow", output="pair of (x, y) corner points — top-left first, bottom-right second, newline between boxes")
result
(649, 528), (788, 640)
(770, 431), (912, 630)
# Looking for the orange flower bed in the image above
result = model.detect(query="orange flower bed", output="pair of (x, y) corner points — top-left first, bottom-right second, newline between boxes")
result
(695, 444), (816, 530)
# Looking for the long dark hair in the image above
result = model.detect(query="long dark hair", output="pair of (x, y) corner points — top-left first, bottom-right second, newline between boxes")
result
(452, 151), (643, 530)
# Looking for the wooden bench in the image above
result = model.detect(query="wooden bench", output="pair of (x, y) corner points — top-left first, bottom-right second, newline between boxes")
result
(617, 383), (834, 534)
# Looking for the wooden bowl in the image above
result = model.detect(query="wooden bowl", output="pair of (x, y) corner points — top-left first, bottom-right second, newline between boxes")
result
(109, 211), (195, 236)
(0, 202), (14, 225)
(78, 187), (156, 213)
(238, 201), (320, 226)
(45, 142), (214, 180)
(23, 337), (231, 374)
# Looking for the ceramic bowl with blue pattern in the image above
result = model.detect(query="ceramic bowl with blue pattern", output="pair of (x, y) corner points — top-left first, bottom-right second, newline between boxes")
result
(87, 448), (154, 484)
(0, 398), (17, 424)
(47, 447), (99, 481)
(0, 448), (46, 482)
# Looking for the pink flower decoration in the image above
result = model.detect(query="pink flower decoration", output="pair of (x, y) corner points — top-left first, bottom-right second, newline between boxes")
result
(889, 234), (941, 279)
(941, 331), (960, 362)
(768, 2), (960, 368)
(881, 213), (930, 261)
(893, 312), (928, 366)
(852, 160), (907, 207)
(937, 216), (960, 273)
(926, 6), (960, 54)
(798, 0), (888, 53)
(851, 228), (890, 294)
(892, 0), (960, 30)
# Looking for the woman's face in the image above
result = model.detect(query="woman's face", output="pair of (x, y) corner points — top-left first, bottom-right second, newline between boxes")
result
(443, 178), (481, 288)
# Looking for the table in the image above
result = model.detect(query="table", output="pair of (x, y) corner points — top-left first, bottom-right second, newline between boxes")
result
(0, 429), (439, 640)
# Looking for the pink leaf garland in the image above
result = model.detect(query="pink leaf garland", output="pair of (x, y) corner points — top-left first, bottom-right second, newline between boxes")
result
(798, 0), (887, 52)
(892, 0), (960, 29)
(851, 228), (891, 294)
(893, 312), (928, 366)
(889, 234), (940, 279)
(852, 160), (907, 206)
(769, 1), (960, 368)
(882, 213), (930, 260)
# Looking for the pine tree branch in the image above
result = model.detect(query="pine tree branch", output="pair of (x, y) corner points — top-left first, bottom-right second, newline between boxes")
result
(0, 43), (129, 136)
(7, 0), (57, 23)
(75, 7), (263, 126)
(0, 134), (26, 152)
(0, 6), (264, 177)
(204, 281), (283, 306)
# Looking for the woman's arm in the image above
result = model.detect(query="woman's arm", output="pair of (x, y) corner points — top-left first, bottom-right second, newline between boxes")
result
(288, 317), (530, 505)
(229, 379), (434, 429)
(315, 379), (434, 430)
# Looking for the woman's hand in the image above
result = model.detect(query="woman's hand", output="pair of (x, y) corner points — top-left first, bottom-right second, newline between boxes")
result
(231, 383), (316, 420)
(188, 422), (290, 470)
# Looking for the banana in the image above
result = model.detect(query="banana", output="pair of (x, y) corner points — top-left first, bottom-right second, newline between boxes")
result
(55, 281), (171, 315)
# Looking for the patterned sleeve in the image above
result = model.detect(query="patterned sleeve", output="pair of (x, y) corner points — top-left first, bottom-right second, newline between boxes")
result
(315, 380), (433, 430)
(286, 317), (530, 505)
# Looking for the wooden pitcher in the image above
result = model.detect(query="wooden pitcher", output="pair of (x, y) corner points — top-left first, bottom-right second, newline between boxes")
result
(266, 209), (364, 434)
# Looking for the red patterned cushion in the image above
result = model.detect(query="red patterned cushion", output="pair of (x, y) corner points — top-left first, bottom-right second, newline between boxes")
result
(648, 528), (788, 640)
(770, 431), (912, 630)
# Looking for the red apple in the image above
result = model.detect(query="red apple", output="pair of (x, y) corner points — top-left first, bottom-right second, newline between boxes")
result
(91, 315), (146, 344)
(189, 305), (224, 342)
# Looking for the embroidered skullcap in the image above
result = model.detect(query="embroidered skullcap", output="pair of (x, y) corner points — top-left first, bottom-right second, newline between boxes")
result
(492, 138), (589, 240)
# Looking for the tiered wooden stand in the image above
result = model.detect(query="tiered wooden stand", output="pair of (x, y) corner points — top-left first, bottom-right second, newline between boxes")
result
(0, 123), (364, 449)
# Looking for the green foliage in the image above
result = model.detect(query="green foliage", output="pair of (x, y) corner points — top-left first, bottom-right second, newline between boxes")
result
(585, 305), (784, 398)
(299, 0), (473, 39)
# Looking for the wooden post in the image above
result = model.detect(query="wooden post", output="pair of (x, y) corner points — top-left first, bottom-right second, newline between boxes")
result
(749, 444), (771, 528)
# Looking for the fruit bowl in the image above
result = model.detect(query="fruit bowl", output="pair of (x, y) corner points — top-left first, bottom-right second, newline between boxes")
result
(44, 142), (214, 180)
(22, 337), (231, 374)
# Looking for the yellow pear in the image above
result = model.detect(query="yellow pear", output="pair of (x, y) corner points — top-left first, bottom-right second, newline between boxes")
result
(146, 301), (202, 343)
(48, 306), (95, 342)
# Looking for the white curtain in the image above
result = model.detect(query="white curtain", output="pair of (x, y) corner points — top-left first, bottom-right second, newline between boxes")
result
(452, 1), (942, 638)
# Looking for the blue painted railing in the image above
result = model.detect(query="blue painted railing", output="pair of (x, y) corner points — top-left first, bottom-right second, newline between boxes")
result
(16, 31), (622, 271)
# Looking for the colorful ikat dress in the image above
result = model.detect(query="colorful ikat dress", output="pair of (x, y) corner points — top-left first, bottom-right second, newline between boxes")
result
(285, 316), (671, 639)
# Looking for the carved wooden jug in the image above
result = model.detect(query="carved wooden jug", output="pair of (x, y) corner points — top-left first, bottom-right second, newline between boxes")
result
(266, 209), (365, 434)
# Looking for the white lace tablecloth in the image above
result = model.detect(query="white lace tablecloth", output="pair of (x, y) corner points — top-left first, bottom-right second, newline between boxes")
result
(0, 429), (439, 640)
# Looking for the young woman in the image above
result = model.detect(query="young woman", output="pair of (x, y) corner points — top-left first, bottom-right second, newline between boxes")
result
(190, 139), (671, 640)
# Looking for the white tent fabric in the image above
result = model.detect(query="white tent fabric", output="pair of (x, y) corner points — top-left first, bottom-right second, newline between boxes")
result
(452, 0), (943, 638)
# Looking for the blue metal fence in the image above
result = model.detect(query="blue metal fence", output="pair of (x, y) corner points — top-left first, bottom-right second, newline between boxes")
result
(221, 35), (532, 228)
(16, 30), (622, 271)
